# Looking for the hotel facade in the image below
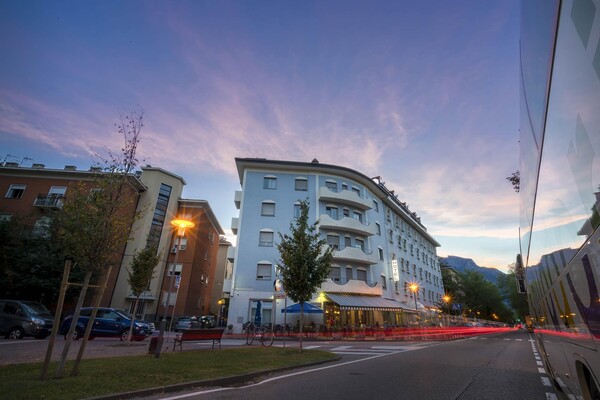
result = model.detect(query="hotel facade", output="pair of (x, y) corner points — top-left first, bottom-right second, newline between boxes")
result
(227, 158), (444, 333)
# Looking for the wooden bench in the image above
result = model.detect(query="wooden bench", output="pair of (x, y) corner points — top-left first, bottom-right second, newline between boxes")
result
(173, 328), (224, 351)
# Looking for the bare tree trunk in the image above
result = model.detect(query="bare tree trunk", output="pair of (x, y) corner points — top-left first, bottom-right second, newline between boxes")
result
(71, 267), (112, 376)
(127, 296), (140, 345)
(55, 270), (92, 379)
(40, 259), (71, 380)
(299, 304), (304, 353)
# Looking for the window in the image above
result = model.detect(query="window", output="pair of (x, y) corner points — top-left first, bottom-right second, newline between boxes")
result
(326, 206), (338, 219)
(395, 281), (399, 293)
(325, 180), (337, 190)
(167, 264), (183, 276)
(378, 248), (384, 261)
(343, 208), (350, 217)
(49, 186), (67, 196)
(261, 201), (275, 216)
(32, 217), (51, 237)
(0, 213), (11, 222)
(327, 234), (339, 250)
(341, 183), (348, 191)
(256, 262), (272, 280)
(5, 184), (25, 199)
(375, 223), (381, 235)
(259, 230), (274, 246)
(294, 203), (301, 218)
(295, 178), (308, 191)
(346, 267), (353, 281)
(357, 268), (367, 282)
(388, 229), (393, 243)
(352, 187), (360, 196)
(381, 275), (387, 289)
(263, 176), (277, 189)
(344, 236), (351, 248)
(329, 266), (341, 282)
(175, 237), (188, 250)
(417, 249), (420, 259)
(373, 200), (379, 212)
(386, 209), (391, 222)
(355, 238), (364, 250)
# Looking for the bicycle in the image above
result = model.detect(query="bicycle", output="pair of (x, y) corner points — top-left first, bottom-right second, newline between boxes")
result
(244, 322), (274, 347)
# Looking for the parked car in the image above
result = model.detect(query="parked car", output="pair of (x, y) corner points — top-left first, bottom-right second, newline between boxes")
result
(174, 316), (197, 332)
(0, 299), (54, 339)
(59, 307), (155, 341)
(200, 315), (216, 328)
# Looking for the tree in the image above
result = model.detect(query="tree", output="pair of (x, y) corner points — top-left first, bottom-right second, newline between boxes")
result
(126, 244), (160, 344)
(457, 270), (512, 322)
(506, 170), (520, 193)
(46, 109), (146, 378)
(276, 200), (333, 353)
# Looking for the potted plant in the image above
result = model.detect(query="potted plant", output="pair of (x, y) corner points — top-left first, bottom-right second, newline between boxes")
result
(226, 324), (233, 334)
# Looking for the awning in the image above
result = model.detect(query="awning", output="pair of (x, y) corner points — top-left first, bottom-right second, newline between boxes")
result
(326, 293), (416, 312)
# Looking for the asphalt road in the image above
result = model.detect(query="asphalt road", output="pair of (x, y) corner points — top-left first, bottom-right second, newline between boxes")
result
(0, 330), (560, 400)
(148, 330), (559, 400)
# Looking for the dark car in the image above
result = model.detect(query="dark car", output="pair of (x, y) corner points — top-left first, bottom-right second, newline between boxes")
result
(59, 307), (155, 341)
(0, 299), (54, 339)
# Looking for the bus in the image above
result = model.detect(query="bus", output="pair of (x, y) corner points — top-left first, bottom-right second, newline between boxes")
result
(519, 0), (600, 399)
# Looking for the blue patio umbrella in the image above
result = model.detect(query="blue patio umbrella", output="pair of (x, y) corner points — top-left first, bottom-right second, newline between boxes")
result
(281, 302), (323, 314)
(254, 300), (262, 324)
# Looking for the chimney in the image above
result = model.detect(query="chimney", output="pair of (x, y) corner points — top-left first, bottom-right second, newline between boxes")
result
(32, 163), (45, 169)
(89, 166), (102, 172)
(64, 165), (77, 171)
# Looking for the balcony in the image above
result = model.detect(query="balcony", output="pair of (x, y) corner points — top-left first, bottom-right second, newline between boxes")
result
(231, 217), (239, 235)
(319, 187), (372, 210)
(319, 214), (377, 236)
(234, 190), (242, 210)
(33, 194), (63, 209)
(332, 246), (378, 265)
(320, 278), (382, 296)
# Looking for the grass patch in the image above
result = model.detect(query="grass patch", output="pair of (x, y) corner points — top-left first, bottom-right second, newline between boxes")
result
(0, 347), (336, 400)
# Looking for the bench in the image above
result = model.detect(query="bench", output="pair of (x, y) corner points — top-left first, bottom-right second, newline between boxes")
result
(173, 328), (224, 351)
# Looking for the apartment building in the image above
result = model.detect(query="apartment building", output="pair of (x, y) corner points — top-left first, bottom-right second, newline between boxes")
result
(228, 158), (443, 333)
(0, 162), (223, 322)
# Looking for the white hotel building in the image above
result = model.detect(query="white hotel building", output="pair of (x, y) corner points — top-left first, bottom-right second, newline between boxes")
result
(227, 158), (444, 333)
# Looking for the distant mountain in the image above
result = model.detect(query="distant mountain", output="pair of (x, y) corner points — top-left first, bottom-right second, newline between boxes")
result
(439, 255), (505, 284)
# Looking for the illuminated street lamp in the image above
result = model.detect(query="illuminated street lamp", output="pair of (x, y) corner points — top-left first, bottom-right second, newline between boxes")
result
(154, 218), (194, 358)
(409, 283), (420, 326)
(442, 294), (451, 326)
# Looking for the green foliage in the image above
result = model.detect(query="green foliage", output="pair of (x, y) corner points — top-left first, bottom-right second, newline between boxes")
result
(455, 270), (513, 322)
(276, 200), (333, 304)
(0, 348), (336, 400)
(0, 216), (84, 305)
(127, 245), (160, 297)
(506, 170), (520, 193)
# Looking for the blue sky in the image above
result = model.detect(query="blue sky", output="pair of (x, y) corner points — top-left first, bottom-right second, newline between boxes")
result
(0, 1), (520, 272)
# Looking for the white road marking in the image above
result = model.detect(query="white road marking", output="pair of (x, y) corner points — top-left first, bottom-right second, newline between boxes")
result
(331, 346), (352, 351)
(545, 393), (558, 400)
(538, 367), (547, 374)
(541, 377), (552, 387)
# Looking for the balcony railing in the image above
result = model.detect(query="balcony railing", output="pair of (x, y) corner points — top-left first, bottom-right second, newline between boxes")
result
(318, 186), (372, 210)
(332, 245), (378, 265)
(33, 194), (64, 209)
(319, 214), (377, 236)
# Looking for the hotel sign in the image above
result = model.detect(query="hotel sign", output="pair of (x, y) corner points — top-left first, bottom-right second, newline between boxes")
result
(391, 260), (400, 282)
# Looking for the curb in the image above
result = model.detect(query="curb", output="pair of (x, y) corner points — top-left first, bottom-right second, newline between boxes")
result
(86, 355), (342, 400)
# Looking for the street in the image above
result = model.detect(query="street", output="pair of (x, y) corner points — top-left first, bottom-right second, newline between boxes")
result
(151, 330), (558, 400)
(0, 330), (560, 400)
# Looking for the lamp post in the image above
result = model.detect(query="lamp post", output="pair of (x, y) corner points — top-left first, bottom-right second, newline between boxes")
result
(154, 218), (194, 358)
(443, 295), (451, 326)
(409, 283), (419, 325)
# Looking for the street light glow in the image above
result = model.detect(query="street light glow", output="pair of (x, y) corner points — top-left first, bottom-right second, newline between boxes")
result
(409, 283), (419, 292)
(171, 219), (195, 236)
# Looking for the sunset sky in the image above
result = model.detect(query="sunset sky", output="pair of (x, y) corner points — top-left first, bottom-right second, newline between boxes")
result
(0, 1), (520, 272)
